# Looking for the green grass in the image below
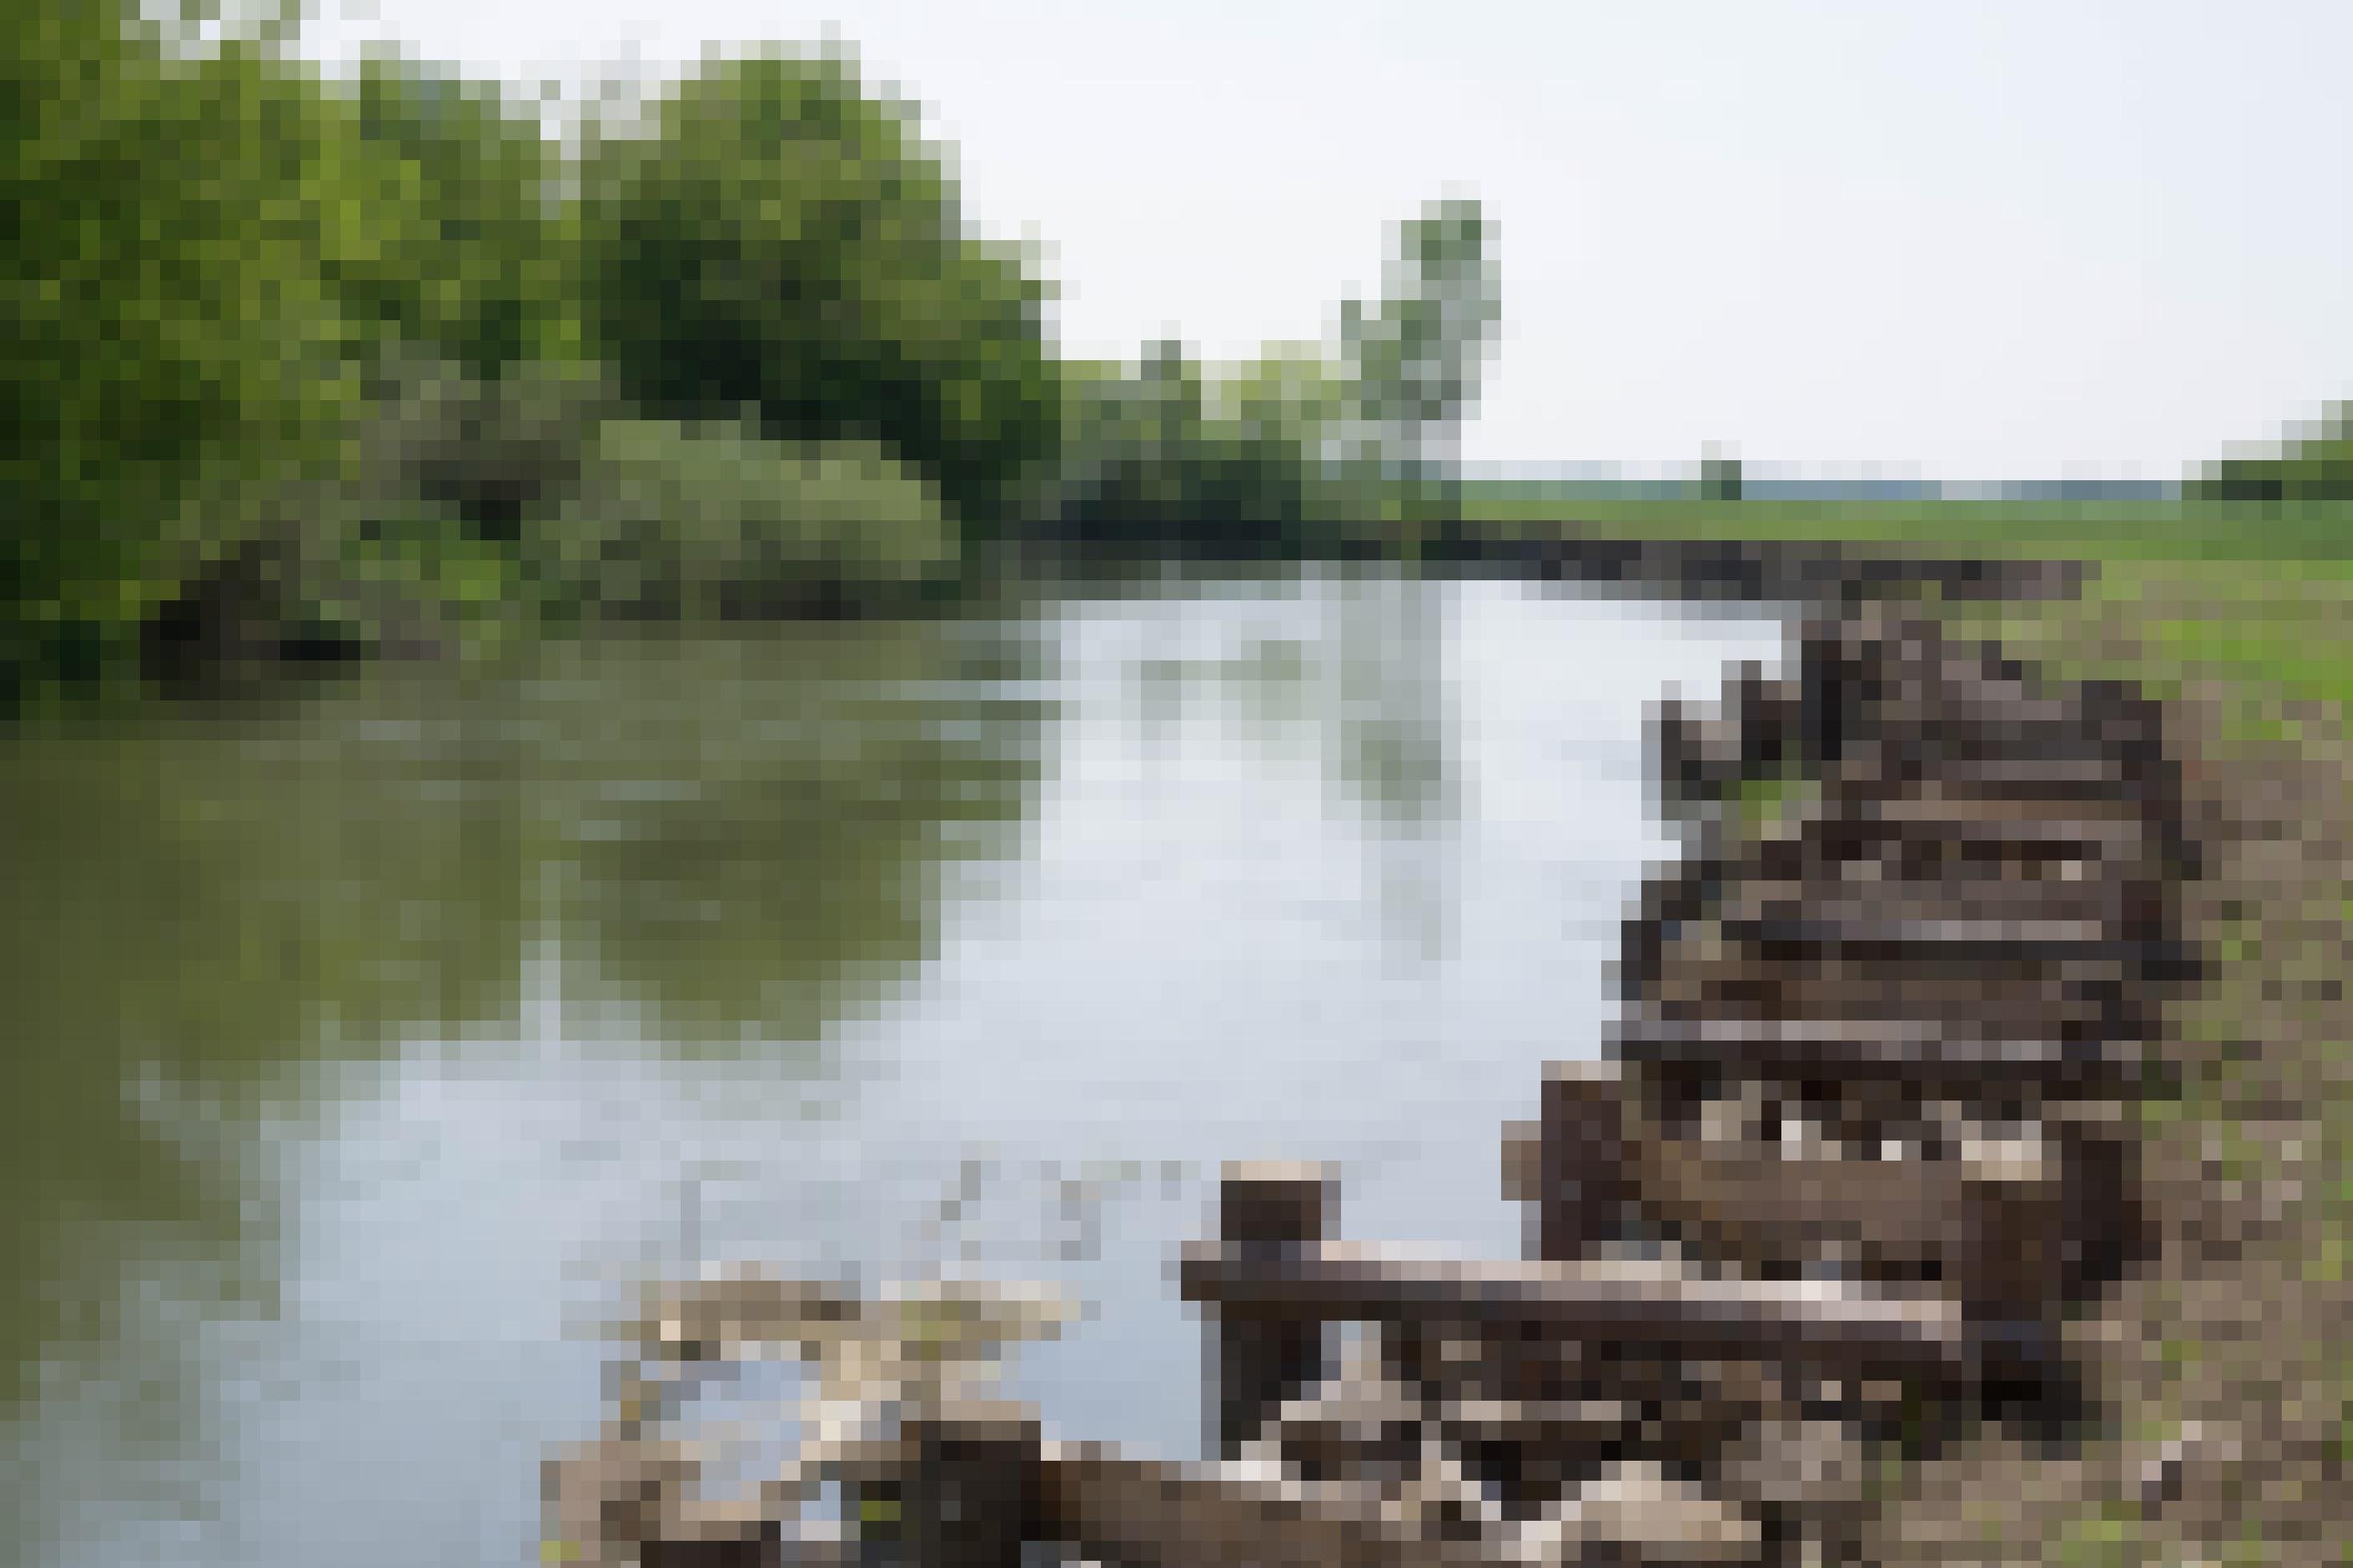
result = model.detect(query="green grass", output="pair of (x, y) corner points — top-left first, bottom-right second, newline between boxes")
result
(1463, 491), (2353, 728)
(1456, 492), (2353, 562)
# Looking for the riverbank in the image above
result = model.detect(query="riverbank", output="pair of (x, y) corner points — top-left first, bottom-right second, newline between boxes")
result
(1880, 567), (2351, 1567)
(537, 545), (2274, 1566)
(1494, 525), (2351, 1566)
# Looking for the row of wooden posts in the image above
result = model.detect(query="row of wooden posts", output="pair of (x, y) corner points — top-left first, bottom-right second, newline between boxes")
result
(570, 600), (2196, 1567)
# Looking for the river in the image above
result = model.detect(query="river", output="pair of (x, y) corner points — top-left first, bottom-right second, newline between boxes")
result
(2, 569), (1783, 1566)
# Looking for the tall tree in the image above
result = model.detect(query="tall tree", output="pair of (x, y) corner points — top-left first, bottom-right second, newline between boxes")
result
(1, 2), (387, 696)
(335, 50), (578, 382)
(1339, 198), (1501, 544)
(576, 46), (1062, 538)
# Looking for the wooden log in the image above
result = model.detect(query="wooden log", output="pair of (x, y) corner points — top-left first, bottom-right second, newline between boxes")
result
(1816, 795), (2158, 850)
(1656, 693), (1745, 813)
(1826, 752), (2180, 812)
(1512, 1459), (1765, 1566)
(899, 1407), (1042, 1568)
(1736, 829), (2173, 896)
(544, 1438), (701, 1566)
(1955, 1141), (2070, 1329)
(1034, 1443), (1520, 1568)
(1386, 1325), (1782, 1482)
(1714, 911), (2190, 971)
(1639, 1135), (1962, 1277)
(1537, 1061), (1636, 1258)
(547, 1438), (790, 1568)
(1604, 1015), (2175, 1101)
(1654, 664), (1802, 814)
(1716, 873), (2170, 936)
(1211, 1161), (1335, 1458)
(641, 1515), (786, 1568)
(1789, 611), (2169, 779)
(1175, 1241), (2040, 1387)
(1632, 947), (2157, 1037)
(1629, 1123), (2073, 1315)
(1500, 1119), (1541, 1206)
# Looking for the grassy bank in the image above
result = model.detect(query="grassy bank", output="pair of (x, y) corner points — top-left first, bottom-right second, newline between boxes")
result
(1929, 555), (2351, 1568)
(1473, 499), (2351, 1564)
(1460, 494), (2353, 563)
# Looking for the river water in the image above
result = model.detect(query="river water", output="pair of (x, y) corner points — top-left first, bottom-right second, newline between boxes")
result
(2, 570), (1782, 1567)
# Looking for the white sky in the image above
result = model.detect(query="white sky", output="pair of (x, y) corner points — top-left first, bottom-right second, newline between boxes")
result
(301, 0), (2353, 479)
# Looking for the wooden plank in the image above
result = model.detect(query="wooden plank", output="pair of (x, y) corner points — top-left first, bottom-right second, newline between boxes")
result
(1825, 754), (2178, 808)
(1714, 873), (2167, 932)
(1537, 1061), (1636, 1258)
(1040, 1445), (1770, 1566)
(1175, 1241), (2038, 1385)
(1822, 796), (2154, 845)
(1034, 1443), (1519, 1568)
(1213, 1162), (1336, 1457)
(1632, 940), (2170, 1027)
(1714, 912), (2186, 968)
(1629, 1128), (2066, 1317)
(1653, 666), (1801, 808)
(1604, 1015), (2174, 1098)
(898, 1410), (1041, 1568)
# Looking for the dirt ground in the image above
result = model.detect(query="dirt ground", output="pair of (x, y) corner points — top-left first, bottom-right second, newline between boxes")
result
(1868, 600), (2353, 1566)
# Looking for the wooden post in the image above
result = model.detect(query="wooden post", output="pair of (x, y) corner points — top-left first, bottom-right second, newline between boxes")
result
(1211, 1161), (1333, 1458)
(1955, 1135), (2066, 1336)
(1538, 1062), (1633, 1260)
(2048, 1100), (2143, 1298)
(900, 1405), (1040, 1568)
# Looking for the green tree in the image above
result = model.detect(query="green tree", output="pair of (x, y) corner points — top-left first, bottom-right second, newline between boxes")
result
(1, 2), (383, 699)
(1339, 198), (1501, 548)
(1701, 443), (1743, 502)
(2190, 403), (2353, 502)
(1031, 340), (1352, 557)
(576, 46), (1062, 540)
(332, 50), (580, 381)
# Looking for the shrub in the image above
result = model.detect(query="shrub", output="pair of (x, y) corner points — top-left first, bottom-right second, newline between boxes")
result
(528, 419), (957, 620)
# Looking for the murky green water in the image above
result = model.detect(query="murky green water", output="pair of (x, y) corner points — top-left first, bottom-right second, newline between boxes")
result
(2, 571), (1782, 1566)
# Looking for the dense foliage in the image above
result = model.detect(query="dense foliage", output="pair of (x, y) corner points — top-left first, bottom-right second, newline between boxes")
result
(529, 419), (955, 620)
(576, 49), (1062, 535)
(1030, 341), (1358, 558)
(2, 1), (1499, 707)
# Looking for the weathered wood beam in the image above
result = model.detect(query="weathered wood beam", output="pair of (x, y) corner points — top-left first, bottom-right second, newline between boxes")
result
(1715, 872), (2168, 932)
(1031, 1443), (1526, 1568)
(1211, 1162), (1336, 1457)
(1603, 1016), (2175, 1099)
(1714, 912), (2190, 970)
(1825, 753), (2178, 809)
(1630, 1125), (2066, 1319)
(897, 1409), (1042, 1568)
(1536, 1061), (1636, 1258)
(1632, 952), (2162, 1035)
(1810, 796), (2157, 848)
(1177, 1241), (2045, 1386)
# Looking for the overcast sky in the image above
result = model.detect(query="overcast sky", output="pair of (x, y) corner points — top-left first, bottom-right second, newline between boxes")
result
(300, 0), (2352, 480)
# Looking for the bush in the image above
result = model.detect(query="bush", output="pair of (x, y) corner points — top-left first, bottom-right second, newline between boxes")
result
(528, 419), (958, 620)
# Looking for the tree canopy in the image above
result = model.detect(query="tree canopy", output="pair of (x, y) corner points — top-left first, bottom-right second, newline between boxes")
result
(1339, 197), (1501, 535)
(576, 47), (1062, 534)
(2, 1), (1500, 704)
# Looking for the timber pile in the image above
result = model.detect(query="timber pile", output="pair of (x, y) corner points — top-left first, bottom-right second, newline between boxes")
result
(547, 604), (2197, 1568)
(1178, 608), (2194, 1564)
(1597, 607), (2188, 1554)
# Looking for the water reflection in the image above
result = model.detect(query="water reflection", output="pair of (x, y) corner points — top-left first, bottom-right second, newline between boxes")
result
(2, 616), (1048, 1562)
(3, 574), (1783, 1568)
